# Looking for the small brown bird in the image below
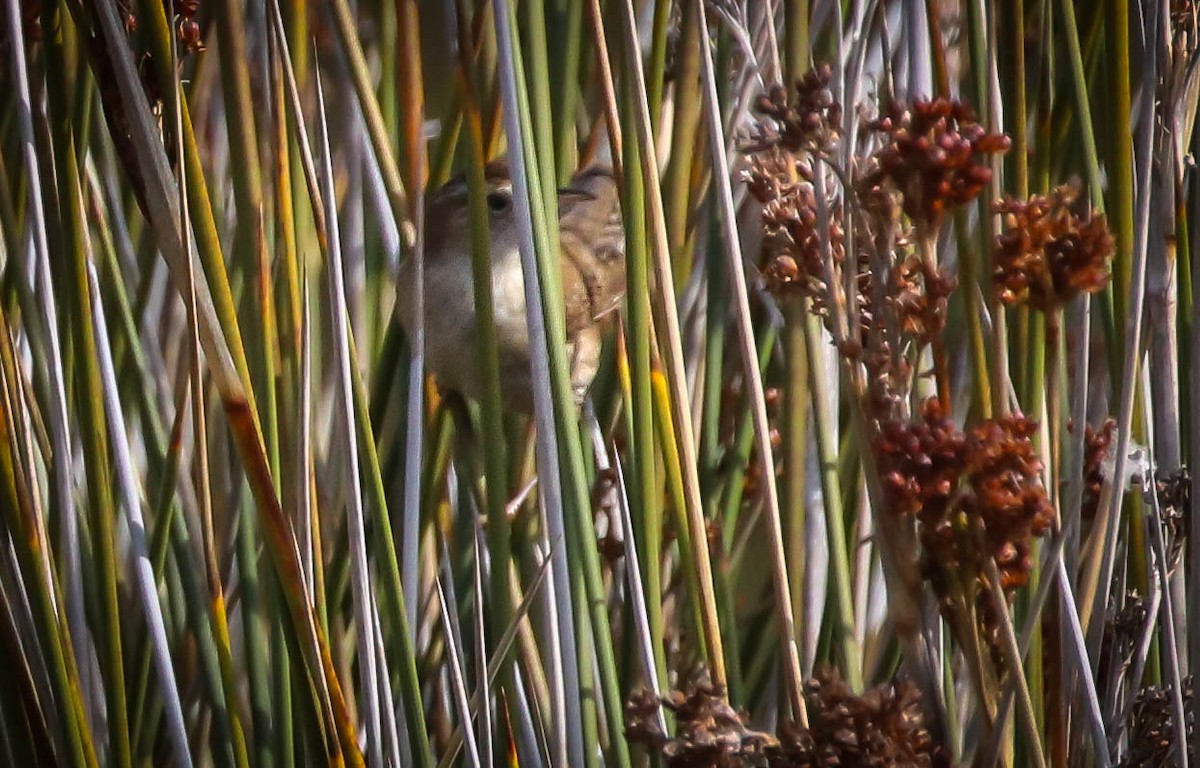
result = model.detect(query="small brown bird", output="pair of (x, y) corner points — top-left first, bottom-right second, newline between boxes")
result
(396, 163), (625, 412)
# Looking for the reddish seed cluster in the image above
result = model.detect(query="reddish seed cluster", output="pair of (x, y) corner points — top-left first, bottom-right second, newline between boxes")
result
(858, 98), (1010, 229)
(1081, 418), (1117, 522)
(889, 254), (957, 348)
(108, 1), (204, 57)
(744, 65), (848, 308)
(750, 64), (842, 154)
(962, 413), (1054, 591)
(875, 398), (967, 525)
(993, 185), (1114, 311)
(874, 399), (1052, 600)
(861, 339), (912, 422)
(175, 0), (205, 54)
(744, 153), (847, 304)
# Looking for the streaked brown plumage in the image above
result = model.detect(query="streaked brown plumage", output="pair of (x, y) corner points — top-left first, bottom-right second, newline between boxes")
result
(396, 164), (624, 412)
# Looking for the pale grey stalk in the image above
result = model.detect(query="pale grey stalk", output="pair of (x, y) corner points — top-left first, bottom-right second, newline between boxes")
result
(977, 525), (1110, 765)
(434, 569), (481, 768)
(981, 0), (1011, 414)
(3, 0), (87, 712)
(88, 261), (193, 768)
(1191, 66), (1200, 768)
(695, 0), (806, 715)
(532, 521), (568, 767)
(1056, 556), (1112, 768)
(982, 558), (1047, 768)
(1082, 9), (1157, 654)
(400, 195), (425, 639)
(1147, 107), (1188, 677)
(1112, 583), (1161, 742)
(372, 592), (403, 767)
(315, 69), (383, 768)
(94, 134), (139, 277)
(510, 667), (545, 764)
(759, 0), (781, 82)
(361, 113), (403, 267)
(1140, 363), (1188, 768)
(489, 1), (583, 763)
(92, 0), (243, 395)
(803, 432), (829, 677)
(852, 483), (873, 652)
(83, 158), (175, 434)
(299, 263), (314, 599)
(470, 526), (493, 767)
(903, 0), (931, 97)
(617, 0), (728, 691)
(262, 16), (316, 600)
(342, 66), (367, 346)
(1063, 293), (1093, 573)
(612, 449), (667, 734)
(435, 553), (554, 768)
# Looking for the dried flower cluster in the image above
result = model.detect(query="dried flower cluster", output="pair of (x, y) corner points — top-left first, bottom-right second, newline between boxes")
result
(889, 254), (957, 348)
(874, 399), (1053, 601)
(1081, 419), (1118, 522)
(626, 681), (773, 767)
(743, 66), (847, 307)
(1097, 591), (1151, 711)
(964, 413), (1055, 589)
(176, 0), (205, 55)
(1154, 466), (1191, 569)
(1113, 592), (1149, 638)
(113, 0), (205, 51)
(111, 0), (205, 58)
(626, 671), (948, 768)
(860, 338), (913, 421)
(875, 399), (965, 525)
(859, 98), (1009, 229)
(744, 156), (847, 302)
(856, 238), (956, 421)
(1122, 676), (1194, 768)
(1172, 0), (1198, 41)
(992, 185), (1113, 311)
(750, 64), (842, 153)
(774, 670), (950, 768)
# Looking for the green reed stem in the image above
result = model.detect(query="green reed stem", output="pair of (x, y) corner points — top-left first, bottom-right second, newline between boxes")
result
(40, 6), (131, 762)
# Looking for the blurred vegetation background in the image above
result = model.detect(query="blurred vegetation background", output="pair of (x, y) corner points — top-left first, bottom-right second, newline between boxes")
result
(0, 0), (1197, 766)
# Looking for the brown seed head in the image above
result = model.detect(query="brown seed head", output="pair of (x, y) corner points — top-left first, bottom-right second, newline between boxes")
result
(1078, 418), (1117, 522)
(625, 679), (774, 767)
(768, 668), (950, 768)
(858, 98), (1010, 229)
(874, 399), (1053, 622)
(1123, 676), (1194, 768)
(743, 153), (846, 305)
(750, 63), (843, 154)
(992, 184), (1114, 311)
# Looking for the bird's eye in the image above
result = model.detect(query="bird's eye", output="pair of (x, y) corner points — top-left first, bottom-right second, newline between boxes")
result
(487, 191), (511, 212)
